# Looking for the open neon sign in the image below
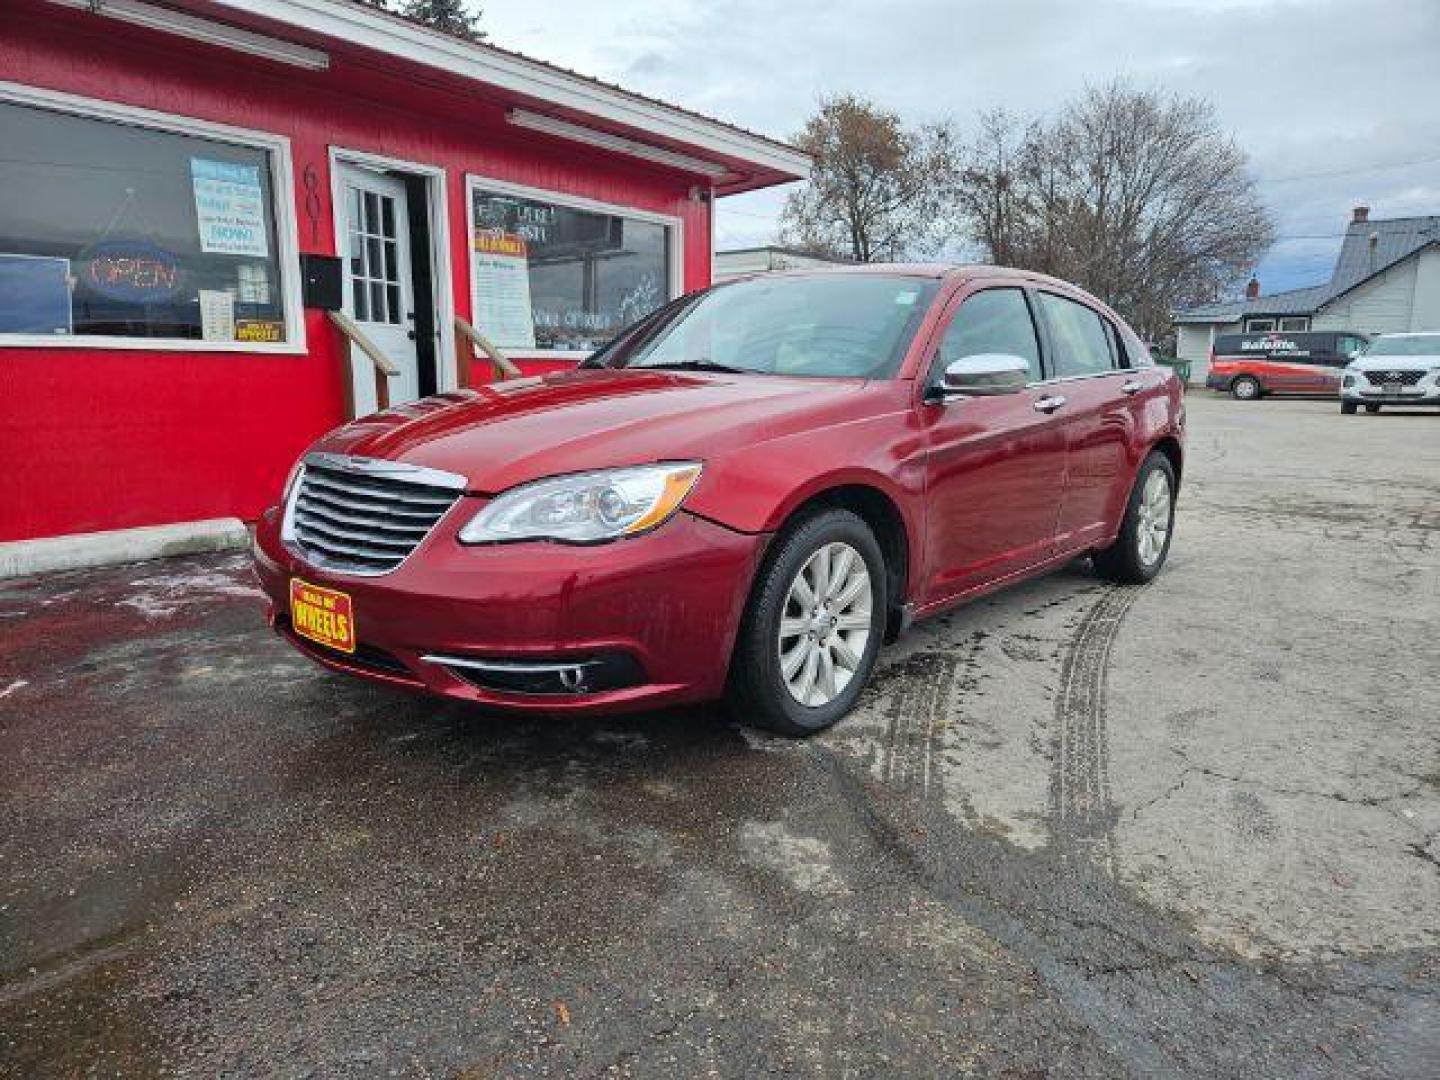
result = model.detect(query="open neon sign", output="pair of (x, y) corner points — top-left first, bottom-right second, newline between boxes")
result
(80, 240), (184, 303)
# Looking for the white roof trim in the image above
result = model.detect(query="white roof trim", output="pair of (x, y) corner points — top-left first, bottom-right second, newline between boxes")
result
(206, 0), (810, 181)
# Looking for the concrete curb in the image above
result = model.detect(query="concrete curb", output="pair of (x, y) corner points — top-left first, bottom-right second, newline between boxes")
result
(0, 518), (251, 580)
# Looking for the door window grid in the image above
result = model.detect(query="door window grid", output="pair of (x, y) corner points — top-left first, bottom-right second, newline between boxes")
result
(348, 188), (401, 325)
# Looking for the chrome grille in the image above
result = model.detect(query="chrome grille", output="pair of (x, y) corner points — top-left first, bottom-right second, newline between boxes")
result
(283, 453), (466, 575)
(1364, 369), (1424, 386)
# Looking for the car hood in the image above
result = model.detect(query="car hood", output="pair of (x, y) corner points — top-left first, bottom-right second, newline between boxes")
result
(1350, 355), (1440, 371)
(312, 368), (888, 493)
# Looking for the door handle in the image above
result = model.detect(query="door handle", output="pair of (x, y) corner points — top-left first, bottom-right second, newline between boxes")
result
(1033, 395), (1067, 413)
(1121, 379), (1144, 395)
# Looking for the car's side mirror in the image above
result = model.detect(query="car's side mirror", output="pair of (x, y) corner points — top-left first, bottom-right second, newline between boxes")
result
(931, 353), (1032, 400)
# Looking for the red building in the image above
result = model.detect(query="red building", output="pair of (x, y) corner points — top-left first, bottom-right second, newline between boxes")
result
(0, 0), (807, 546)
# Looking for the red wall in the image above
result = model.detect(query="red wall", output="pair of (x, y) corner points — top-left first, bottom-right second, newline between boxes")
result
(0, 4), (712, 542)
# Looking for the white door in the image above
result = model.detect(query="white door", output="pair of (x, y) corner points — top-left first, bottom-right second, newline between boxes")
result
(339, 165), (419, 413)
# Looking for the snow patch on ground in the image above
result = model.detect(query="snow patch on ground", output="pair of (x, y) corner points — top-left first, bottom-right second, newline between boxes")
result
(117, 570), (263, 619)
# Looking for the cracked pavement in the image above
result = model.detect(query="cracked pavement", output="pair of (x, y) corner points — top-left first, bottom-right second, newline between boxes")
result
(1, 394), (1438, 1076)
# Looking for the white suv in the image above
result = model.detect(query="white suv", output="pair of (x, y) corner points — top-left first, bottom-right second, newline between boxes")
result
(1340, 332), (1440, 414)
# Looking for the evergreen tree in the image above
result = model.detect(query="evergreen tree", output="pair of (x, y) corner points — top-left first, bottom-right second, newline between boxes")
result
(357, 0), (485, 41)
(402, 0), (485, 40)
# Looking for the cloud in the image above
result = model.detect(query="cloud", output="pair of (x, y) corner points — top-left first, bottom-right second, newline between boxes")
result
(481, 0), (1440, 292)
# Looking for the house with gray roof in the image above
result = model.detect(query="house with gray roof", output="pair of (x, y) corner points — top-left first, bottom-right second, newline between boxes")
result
(1174, 207), (1440, 377)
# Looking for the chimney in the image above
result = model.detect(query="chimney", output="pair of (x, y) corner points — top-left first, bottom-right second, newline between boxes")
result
(1245, 276), (1260, 300)
(1353, 205), (1370, 223)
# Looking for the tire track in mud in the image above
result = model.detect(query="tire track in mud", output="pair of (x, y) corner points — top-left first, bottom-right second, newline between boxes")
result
(1050, 584), (1146, 871)
(868, 645), (971, 805)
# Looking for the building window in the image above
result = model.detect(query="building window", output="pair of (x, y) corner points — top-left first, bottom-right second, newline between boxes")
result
(1245, 318), (1277, 332)
(467, 179), (676, 354)
(1277, 317), (1310, 332)
(0, 90), (297, 349)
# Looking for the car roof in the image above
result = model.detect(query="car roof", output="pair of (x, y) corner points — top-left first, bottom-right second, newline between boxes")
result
(743, 262), (1093, 290)
(1374, 331), (1440, 338)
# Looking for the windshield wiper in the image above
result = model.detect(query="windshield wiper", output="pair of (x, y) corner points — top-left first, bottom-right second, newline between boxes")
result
(634, 360), (754, 375)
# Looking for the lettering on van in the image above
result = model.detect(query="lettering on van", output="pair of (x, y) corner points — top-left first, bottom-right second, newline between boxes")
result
(1242, 337), (1299, 351)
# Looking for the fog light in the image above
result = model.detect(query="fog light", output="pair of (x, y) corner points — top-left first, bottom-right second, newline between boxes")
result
(421, 651), (644, 695)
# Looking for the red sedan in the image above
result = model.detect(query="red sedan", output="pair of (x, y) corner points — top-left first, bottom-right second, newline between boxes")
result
(253, 266), (1184, 734)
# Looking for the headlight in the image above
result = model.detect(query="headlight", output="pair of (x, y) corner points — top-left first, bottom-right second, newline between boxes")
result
(458, 462), (703, 545)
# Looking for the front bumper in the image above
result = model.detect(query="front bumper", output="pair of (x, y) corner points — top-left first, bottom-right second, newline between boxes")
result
(1340, 380), (1440, 406)
(253, 503), (767, 714)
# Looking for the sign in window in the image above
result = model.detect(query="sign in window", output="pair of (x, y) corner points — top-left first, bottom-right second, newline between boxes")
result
(469, 186), (670, 353)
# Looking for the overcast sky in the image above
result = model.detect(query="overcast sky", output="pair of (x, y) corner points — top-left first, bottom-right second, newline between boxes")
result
(482, 0), (1440, 294)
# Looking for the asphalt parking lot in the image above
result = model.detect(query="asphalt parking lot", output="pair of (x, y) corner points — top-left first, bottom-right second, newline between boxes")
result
(2, 392), (1437, 1077)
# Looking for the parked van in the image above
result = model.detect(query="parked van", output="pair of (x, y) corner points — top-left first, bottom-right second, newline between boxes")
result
(1206, 330), (1369, 400)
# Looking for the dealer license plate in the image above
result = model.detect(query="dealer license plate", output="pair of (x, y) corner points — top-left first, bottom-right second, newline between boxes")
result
(1383, 382), (1402, 394)
(289, 578), (356, 654)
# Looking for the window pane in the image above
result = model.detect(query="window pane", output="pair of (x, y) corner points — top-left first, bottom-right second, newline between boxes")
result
(366, 237), (383, 281)
(934, 289), (1039, 383)
(380, 196), (395, 240)
(363, 192), (380, 235)
(347, 189), (362, 232)
(0, 100), (288, 341)
(369, 281), (386, 322)
(386, 285), (401, 324)
(1035, 292), (1114, 378)
(470, 187), (672, 352)
(383, 240), (398, 283)
(352, 279), (369, 320)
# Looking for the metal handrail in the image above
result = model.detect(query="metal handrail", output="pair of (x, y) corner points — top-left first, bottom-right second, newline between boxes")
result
(328, 309), (400, 415)
(455, 316), (522, 383)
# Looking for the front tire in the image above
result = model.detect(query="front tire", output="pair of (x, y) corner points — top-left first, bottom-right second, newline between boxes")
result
(1341, 402), (1358, 415)
(726, 509), (887, 736)
(1231, 376), (1261, 401)
(1093, 452), (1176, 584)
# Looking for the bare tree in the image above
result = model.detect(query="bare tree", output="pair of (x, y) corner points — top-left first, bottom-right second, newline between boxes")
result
(953, 109), (1037, 267)
(779, 95), (958, 262)
(956, 81), (1272, 340)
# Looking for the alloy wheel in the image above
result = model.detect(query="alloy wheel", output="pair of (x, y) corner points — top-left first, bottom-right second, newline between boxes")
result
(1136, 468), (1172, 567)
(777, 541), (873, 707)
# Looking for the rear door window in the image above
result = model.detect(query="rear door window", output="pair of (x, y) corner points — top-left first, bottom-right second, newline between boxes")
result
(1035, 292), (1115, 378)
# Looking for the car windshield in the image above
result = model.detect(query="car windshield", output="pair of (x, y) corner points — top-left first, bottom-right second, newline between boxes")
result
(587, 274), (940, 379)
(1362, 337), (1440, 357)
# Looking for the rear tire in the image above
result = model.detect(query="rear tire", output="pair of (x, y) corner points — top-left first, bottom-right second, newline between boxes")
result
(726, 509), (887, 736)
(1092, 452), (1176, 585)
(1365, 404), (1382, 414)
(1340, 402), (1358, 415)
(1231, 376), (1261, 401)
